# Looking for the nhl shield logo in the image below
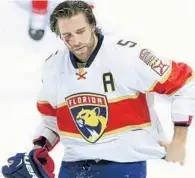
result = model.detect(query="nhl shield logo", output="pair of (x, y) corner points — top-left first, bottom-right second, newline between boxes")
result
(65, 93), (109, 143)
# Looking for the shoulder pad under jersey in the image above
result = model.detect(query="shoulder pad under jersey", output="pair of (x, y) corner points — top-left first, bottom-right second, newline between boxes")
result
(42, 48), (66, 82)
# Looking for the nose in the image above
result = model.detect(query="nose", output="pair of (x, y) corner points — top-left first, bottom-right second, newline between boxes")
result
(71, 35), (82, 47)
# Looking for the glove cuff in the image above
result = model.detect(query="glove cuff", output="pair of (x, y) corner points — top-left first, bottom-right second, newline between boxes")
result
(33, 127), (60, 151)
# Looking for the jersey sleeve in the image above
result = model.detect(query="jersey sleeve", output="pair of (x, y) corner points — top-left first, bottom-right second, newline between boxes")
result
(125, 43), (194, 126)
(33, 52), (60, 151)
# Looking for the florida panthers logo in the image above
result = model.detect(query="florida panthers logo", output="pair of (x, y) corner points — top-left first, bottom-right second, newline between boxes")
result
(65, 93), (109, 143)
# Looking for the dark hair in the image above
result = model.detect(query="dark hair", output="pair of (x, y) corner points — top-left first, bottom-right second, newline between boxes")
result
(50, 0), (101, 36)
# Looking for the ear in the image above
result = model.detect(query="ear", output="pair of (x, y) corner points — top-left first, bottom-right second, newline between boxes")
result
(93, 107), (100, 116)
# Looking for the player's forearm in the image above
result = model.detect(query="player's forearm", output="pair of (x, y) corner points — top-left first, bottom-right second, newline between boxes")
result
(172, 126), (188, 143)
(171, 77), (195, 127)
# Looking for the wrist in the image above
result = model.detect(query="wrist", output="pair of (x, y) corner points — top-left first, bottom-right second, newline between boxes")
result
(173, 126), (188, 143)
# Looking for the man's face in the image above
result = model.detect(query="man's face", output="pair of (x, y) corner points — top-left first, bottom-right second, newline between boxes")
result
(58, 13), (96, 62)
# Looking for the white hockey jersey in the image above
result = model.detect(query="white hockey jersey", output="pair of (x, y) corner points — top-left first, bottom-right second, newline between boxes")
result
(34, 34), (195, 162)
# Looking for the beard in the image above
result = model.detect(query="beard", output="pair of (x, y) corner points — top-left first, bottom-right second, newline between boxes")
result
(69, 34), (96, 62)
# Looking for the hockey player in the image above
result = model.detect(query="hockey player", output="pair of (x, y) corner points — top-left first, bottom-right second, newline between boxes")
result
(2, 1), (195, 178)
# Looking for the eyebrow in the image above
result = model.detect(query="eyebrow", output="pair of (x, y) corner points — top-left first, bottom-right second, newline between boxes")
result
(62, 27), (86, 36)
(76, 27), (86, 32)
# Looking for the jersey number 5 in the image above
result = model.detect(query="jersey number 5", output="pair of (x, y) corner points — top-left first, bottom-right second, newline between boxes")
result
(117, 39), (137, 47)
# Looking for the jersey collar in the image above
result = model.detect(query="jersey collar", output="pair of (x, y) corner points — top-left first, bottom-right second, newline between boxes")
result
(69, 34), (104, 69)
